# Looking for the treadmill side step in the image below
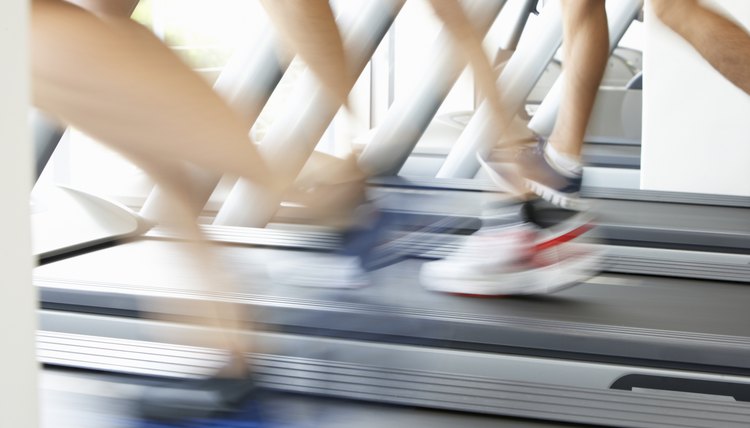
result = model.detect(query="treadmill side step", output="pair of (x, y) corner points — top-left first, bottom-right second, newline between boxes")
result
(146, 225), (750, 283)
(602, 245), (750, 282)
(38, 315), (750, 428)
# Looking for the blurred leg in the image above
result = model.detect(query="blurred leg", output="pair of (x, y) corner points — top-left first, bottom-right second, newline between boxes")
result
(261, 0), (351, 106)
(31, 0), (277, 189)
(651, 0), (750, 95)
(427, 0), (513, 132)
(127, 153), (253, 364)
(64, 0), (139, 17)
(31, 0), (278, 362)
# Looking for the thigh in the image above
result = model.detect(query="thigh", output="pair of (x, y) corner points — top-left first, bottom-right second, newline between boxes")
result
(63, 0), (139, 17)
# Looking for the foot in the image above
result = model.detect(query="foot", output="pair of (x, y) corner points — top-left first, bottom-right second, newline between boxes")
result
(266, 205), (405, 288)
(420, 219), (601, 296)
(136, 369), (259, 422)
(518, 140), (587, 210)
(482, 141), (587, 211)
(288, 153), (368, 229)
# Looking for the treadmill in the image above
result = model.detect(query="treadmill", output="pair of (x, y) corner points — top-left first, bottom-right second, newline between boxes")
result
(35, 195), (750, 428)
(33, 0), (750, 427)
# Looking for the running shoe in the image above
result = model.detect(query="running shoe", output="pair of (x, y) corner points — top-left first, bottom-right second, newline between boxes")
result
(517, 142), (586, 210)
(266, 206), (405, 288)
(479, 141), (588, 211)
(136, 367), (260, 423)
(420, 217), (601, 296)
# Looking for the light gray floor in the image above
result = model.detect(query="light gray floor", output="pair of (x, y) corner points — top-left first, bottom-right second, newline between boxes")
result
(41, 369), (576, 428)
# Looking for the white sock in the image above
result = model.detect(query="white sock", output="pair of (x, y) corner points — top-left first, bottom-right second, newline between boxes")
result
(544, 143), (582, 177)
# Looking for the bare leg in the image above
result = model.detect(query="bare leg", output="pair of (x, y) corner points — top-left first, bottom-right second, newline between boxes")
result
(261, 0), (351, 107)
(496, 0), (609, 210)
(427, 0), (514, 134)
(549, 0), (609, 158)
(651, 0), (750, 96)
(257, 0), (369, 226)
(64, 0), (138, 17)
(32, 0), (277, 189)
(127, 153), (253, 369)
(31, 0), (279, 365)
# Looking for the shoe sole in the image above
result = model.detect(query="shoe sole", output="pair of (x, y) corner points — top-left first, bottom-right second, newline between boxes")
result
(420, 246), (602, 296)
(525, 179), (589, 211)
(476, 154), (589, 211)
(477, 153), (588, 211)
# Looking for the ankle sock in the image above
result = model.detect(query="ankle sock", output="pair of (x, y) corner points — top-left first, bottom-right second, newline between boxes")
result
(544, 143), (583, 178)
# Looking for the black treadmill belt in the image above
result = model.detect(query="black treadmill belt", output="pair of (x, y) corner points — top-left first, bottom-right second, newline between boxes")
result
(35, 239), (750, 372)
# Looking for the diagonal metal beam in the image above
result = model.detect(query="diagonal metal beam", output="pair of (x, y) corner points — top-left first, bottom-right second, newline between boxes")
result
(214, 0), (406, 227)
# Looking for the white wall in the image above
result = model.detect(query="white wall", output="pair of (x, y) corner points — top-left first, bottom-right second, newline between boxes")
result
(0, 0), (38, 426)
(641, 0), (750, 196)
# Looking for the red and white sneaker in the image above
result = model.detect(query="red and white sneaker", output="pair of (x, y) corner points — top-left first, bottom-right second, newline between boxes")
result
(419, 217), (602, 296)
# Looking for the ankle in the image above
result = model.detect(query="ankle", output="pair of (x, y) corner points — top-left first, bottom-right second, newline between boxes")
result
(544, 142), (583, 177)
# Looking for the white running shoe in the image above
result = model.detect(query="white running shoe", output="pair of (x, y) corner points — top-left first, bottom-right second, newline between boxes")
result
(420, 221), (601, 296)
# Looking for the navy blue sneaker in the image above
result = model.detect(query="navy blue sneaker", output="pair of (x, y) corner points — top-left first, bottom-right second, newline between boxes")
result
(514, 142), (586, 211)
(135, 370), (263, 424)
(266, 205), (406, 288)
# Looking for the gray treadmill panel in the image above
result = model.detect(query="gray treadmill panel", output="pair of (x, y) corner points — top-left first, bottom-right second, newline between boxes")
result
(35, 239), (750, 371)
(594, 200), (750, 242)
(38, 314), (750, 428)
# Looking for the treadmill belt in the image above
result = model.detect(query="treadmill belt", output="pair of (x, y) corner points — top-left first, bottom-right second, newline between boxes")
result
(35, 239), (750, 372)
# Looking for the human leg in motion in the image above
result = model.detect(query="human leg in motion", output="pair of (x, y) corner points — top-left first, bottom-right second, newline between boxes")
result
(32, 0), (277, 189)
(512, 0), (609, 210)
(261, 0), (352, 106)
(31, 0), (280, 418)
(420, 0), (607, 295)
(550, 0), (609, 158)
(259, 0), (369, 225)
(63, 0), (138, 17)
(651, 0), (750, 96)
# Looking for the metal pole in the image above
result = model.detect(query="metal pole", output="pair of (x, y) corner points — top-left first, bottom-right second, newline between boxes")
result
(357, 0), (507, 177)
(31, 110), (65, 182)
(214, 0), (406, 226)
(140, 27), (290, 221)
(498, 0), (536, 51)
